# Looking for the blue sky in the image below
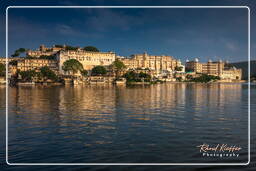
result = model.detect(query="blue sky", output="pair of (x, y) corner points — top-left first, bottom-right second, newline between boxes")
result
(1, 0), (256, 63)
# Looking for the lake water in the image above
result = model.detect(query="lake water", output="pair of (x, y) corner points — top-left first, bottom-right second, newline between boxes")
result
(0, 83), (255, 170)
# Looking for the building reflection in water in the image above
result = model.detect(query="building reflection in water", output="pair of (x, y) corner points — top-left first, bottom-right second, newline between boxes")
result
(7, 83), (244, 124)
(7, 83), (244, 140)
(5, 83), (249, 164)
(191, 83), (242, 118)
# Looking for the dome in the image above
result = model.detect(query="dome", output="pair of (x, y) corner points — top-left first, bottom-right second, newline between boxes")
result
(195, 58), (199, 62)
(186, 59), (189, 62)
(208, 59), (212, 63)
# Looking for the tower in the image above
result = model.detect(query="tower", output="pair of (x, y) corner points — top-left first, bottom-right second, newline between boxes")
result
(39, 44), (46, 51)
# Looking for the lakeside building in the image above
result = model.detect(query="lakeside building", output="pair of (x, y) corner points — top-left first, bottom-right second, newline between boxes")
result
(0, 57), (23, 76)
(25, 45), (116, 74)
(120, 52), (184, 76)
(185, 58), (242, 80)
(26, 44), (65, 57)
(0, 45), (243, 82)
(0, 57), (22, 64)
(56, 50), (116, 74)
(17, 59), (58, 72)
(221, 67), (242, 80)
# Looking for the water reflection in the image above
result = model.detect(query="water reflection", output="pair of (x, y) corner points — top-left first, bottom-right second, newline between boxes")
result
(8, 83), (244, 120)
(6, 83), (248, 163)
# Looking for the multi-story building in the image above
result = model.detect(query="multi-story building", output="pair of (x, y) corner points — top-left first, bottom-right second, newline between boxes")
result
(17, 59), (58, 72)
(0, 57), (6, 64)
(221, 67), (242, 80)
(0, 57), (21, 64)
(185, 58), (203, 73)
(186, 58), (225, 75)
(0, 57), (23, 75)
(26, 44), (65, 57)
(120, 52), (184, 74)
(185, 58), (242, 80)
(56, 50), (116, 74)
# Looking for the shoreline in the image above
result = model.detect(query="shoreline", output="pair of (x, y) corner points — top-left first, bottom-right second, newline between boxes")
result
(0, 81), (252, 87)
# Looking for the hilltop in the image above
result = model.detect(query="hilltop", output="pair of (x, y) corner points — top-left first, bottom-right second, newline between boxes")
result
(230, 60), (256, 80)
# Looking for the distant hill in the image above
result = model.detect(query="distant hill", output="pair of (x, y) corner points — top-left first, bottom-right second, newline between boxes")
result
(230, 60), (256, 80)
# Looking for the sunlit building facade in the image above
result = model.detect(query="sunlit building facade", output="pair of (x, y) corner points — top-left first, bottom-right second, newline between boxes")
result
(185, 58), (242, 80)
(56, 50), (116, 74)
(120, 52), (184, 74)
(17, 59), (58, 72)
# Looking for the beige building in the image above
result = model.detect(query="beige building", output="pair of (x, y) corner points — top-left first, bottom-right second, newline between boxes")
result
(26, 44), (65, 57)
(186, 58), (242, 80)
(17, 59), (58, 72)
(56, 50), (116, 74)
(185, 58), (203, 73)
(120, 52), (183, 74)
(0, 57), (7, 64)
(221, 67), (242, 80)
(0, 57), (22, 76)
(0, 57), (21, 64)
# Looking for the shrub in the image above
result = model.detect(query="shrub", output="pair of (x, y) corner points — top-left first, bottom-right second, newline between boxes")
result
(40, 66), (58, 81)
(123, 71), (151, 82)
(91, 66), (107, 76)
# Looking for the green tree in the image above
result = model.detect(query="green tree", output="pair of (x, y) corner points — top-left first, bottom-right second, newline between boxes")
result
(110, 60), (126, 78)
(55, 45), (64, 48)
(17, 48), (26, 53)
(65, 46), (79, 51)
(40, 66), (58, 81)
(138, 72), (151, 81)
(39, 55), (56, 60)
(123, 71), (151, 82)
(175, 66), (183, 71)
(19, 70), (36, 82)
(83, 46), (99, 52)
(91, 66), (107, 76)
(186, 74), (193, 80)
(123, 71), (137, 82)
(62, 59), (84, 76)
(11, 48), (28, 57)
(80, 70), (88, 77)
(189, 74), (220, 83)
(11, 52), (19, 57)
(0, 63), (6, 77)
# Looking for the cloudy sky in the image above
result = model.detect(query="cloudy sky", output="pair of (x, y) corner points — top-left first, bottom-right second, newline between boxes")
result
(1, 0), (255, 63)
